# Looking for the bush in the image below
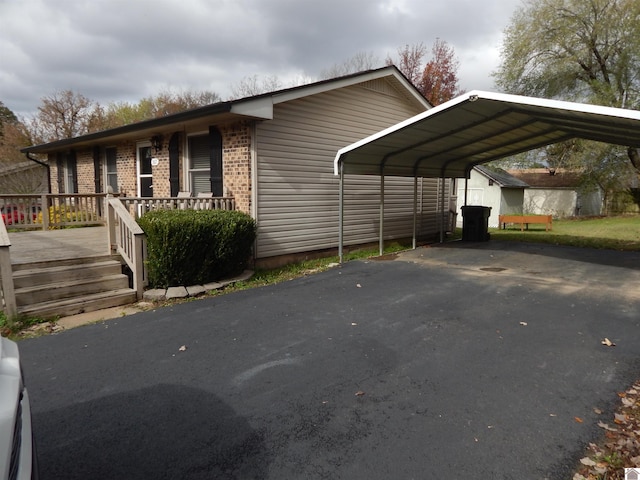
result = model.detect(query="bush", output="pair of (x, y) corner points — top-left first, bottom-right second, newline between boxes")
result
(138, 209), (257, 288)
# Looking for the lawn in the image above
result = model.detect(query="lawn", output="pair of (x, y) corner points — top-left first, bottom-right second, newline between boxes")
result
(489, 215), (640, 251)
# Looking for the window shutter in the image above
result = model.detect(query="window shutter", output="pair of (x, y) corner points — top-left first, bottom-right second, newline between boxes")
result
(209, 126), (223, 196)
(93, 146), (102, 193)
(169, 132), (180, 197)
(69, 151), (78, 193)
(56, 153), (64, 192)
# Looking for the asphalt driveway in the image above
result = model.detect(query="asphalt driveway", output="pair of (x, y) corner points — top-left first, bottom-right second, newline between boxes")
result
(19, 241), (640, 479)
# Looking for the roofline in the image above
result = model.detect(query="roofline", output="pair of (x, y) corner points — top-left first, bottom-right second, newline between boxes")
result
(23, 65), (429, 154)
(21, 102), (233, 154)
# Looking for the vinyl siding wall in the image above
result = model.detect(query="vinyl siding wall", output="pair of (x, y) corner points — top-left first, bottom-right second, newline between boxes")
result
(255, 80), (445, 258)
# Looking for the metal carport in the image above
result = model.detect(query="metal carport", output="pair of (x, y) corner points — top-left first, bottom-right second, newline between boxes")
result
(334, 90), (640, 262)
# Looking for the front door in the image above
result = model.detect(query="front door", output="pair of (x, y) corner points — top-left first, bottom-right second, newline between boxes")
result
(137, 144), (153, 197)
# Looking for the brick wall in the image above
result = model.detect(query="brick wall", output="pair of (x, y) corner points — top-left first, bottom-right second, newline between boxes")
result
(220, 122), (252, 214)
(47, 121), (252, 213)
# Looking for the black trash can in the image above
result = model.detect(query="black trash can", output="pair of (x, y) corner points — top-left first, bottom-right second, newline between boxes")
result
(461, 206), (491, 241)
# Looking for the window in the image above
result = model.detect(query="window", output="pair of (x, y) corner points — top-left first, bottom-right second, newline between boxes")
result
(188, 129), (223, 196)
(105, 147), (118, 193)
(188, 135), (210, 195)
(56, 152), (77, 193)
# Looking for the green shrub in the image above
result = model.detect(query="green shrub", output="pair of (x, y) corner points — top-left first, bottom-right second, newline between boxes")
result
(138, 209), (257, 288)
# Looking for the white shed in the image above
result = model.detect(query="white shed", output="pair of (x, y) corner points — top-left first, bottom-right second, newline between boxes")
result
(456, 166), (529, 228)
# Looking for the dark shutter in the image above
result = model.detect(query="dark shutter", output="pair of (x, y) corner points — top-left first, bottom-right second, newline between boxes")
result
(56, 153), (64, 192)
(93, 146), (102, 193)
(169, 132), (180, 197)
(69, 150), (78, 193)
(209, 126), (223, 196)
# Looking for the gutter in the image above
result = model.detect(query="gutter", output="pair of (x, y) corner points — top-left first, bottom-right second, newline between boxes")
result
(25, 152), (52, 193)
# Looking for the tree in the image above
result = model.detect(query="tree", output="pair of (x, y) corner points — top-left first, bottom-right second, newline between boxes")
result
(494, 0), (640, 176)
(386, 43), (427, 88)
(0, 102), (47, 193)
(229, 75), (284, 99)
(88, 89), (221, 131)
(320, 51), (381, 80)
(30, 90), (95, 142)
(420, 39), (463, 106)
(386, 40), (462, 105)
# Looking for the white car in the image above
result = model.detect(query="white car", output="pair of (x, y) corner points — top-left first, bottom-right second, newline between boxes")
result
(0, 336), (37, 480)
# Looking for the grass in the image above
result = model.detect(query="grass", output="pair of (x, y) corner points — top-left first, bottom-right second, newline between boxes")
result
(212, 240), (413, 295)
(0, 312), (52, 339)
(490, 215), (640, 251)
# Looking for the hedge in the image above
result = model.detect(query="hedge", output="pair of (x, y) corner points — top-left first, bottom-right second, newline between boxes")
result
(138, 209), (257, 288)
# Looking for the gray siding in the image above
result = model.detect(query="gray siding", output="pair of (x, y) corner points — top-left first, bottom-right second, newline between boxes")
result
(255, 80), (444, 258)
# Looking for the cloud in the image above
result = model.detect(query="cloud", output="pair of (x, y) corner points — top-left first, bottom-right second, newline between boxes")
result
(0, 0), (522, 118)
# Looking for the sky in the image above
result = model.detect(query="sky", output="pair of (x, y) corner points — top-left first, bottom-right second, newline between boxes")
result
(0, 0), (524, 119)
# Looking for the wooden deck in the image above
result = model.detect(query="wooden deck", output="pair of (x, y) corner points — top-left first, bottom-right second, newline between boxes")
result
(8, 226), (109, 265)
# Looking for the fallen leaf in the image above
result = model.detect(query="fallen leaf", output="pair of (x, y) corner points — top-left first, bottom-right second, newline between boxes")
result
(613, 413), (627, 424)
(601, 338), (616, 347)
(178, 345), (187, 351)
(597, 421), (618, 432)
(355, 390), (365, 397)
(519, 321), (528, 326)
(580, 457), (596, 466)
(593, 408), (603, 415)
(574, 416), (584, 423)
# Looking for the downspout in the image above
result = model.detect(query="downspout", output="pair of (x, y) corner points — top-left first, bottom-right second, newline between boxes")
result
(25, 152), (52, 193)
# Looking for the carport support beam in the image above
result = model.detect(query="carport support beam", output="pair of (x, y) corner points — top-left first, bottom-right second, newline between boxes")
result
(439, 174), (446, 243)
(412, 176), (418, 249)
(379, 172), (385, 256)
(339, 161), (344, 263)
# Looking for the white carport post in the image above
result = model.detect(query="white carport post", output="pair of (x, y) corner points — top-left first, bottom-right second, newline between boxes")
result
(338, 160), (344, 263)
(412, 175), (418, 250)
(439, 173), (446, 243)
(379, 169), (385, 256)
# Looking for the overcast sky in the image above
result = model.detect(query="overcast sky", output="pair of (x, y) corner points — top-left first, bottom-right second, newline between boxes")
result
(0, 0), (523, 118)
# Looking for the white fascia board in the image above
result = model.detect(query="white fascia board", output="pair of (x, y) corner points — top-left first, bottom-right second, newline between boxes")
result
(230, 97), (274, 119)
(472, 90), (640, 120)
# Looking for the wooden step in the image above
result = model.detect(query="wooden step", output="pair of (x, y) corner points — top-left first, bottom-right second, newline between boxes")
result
(11, 255), (116, 272)
(17, 288), (138, 319)
(13, 260), (123, 289)
(15, 274), (130, 306)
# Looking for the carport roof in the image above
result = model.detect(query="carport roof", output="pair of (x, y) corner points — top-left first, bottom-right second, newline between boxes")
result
(334, 90), (640, 179)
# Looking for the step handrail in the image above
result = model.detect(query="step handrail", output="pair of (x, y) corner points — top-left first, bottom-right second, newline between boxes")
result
(0, 219), (17, 317)
(106, 196), (147, 299)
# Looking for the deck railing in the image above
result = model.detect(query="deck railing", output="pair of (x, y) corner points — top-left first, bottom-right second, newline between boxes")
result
(106, 197), (147, 298)
(0, 194), (236, 230)
(119, 196), (236, 219)
(0, 194), (106, 230)
(0, 219), (17, 318)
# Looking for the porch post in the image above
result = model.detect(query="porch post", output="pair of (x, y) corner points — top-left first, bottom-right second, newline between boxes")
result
(106, 194), (116, 254)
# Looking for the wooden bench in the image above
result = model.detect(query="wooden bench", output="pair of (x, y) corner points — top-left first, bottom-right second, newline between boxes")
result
(498, 214), (553, 231)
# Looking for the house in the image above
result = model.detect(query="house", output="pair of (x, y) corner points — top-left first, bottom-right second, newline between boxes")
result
(0, 160), (48, 194)
(23, 66), (456, 265)
(507, 168), (603, 217)
(456, 165), (529, 228)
